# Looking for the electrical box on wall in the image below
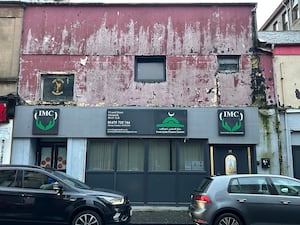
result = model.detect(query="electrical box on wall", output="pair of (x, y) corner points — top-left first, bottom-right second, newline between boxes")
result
(261, 158), (270, 169)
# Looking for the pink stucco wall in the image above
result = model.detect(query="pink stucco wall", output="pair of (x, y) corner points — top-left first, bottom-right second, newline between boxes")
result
(20, 4), (260, 106)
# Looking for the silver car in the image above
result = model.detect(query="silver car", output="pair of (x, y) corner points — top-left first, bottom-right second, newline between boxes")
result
(189, 174), (300, 225)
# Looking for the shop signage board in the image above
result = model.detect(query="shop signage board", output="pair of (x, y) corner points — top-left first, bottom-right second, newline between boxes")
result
(32, 108), (60, 135)
(218, 109), (245, 135)
(106, 109), (187, 136)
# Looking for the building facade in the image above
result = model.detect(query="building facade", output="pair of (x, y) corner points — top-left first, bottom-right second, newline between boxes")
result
(260, 0), (300, 31)
(259, 31), (300, 179)
(0, 4), (23, 165)
(6, 2), (278, 205)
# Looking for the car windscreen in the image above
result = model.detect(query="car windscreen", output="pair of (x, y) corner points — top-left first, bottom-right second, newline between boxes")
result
(49, 170), (91, 190)
(195, 177), (213, 192)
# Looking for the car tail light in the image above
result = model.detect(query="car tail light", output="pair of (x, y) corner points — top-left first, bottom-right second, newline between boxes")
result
(194, 195), (211, 204)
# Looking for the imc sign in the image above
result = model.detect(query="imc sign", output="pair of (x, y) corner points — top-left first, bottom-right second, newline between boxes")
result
(106, 109), (187, 136)
(218, 109), (245, 135)
(32, 109), (59, 135)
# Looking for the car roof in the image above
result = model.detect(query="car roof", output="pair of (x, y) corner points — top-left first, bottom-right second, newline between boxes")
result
(211, 174), (298, 181)
(0, 164), (46, 170)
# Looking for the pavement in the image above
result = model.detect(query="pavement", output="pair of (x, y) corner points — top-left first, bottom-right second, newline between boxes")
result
(130, 206), (193, 225)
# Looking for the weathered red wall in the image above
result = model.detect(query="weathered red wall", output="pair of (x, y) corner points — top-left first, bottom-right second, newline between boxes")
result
(257, 52), (275, 106)
(20, 4), (258, 106)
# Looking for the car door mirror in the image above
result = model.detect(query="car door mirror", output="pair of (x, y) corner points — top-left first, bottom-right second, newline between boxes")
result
(281, 187), (289, 193)
(53, 181), (63, 195)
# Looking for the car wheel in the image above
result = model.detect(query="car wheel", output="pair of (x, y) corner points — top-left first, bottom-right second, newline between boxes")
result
(72, 210), (102, 225)
(214, 213), (243, 225)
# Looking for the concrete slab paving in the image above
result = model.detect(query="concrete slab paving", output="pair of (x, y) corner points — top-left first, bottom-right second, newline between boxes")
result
(130, 206), (193, 225)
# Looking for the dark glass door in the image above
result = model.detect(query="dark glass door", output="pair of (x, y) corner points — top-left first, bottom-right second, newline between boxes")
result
(293, 146), (300, 179)
(211, 145), (254, 175)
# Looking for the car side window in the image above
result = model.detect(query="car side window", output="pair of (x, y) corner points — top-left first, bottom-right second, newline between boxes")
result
(229, 177), (270, 195)
(23, 171), (56, 190)
(0, 170), (18, 187)
(270, 177), (300, 196)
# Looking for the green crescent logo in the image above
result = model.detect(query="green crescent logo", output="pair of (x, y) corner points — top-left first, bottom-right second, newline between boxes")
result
(156, 112), (184, 128)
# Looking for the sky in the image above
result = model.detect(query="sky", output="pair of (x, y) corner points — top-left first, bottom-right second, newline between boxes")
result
(79, 0), (283, 29)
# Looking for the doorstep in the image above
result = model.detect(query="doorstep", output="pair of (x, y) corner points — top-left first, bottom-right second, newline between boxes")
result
(130, 206), (193, 225)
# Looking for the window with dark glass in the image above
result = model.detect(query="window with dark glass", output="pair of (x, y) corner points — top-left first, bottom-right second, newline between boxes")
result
(23, 171), (55, 189)
(217, 56), (240, 73)
(229, 177), (270, 195)
(0, 170), (17, 187)
(41, 74), (74, 102)
(87, 139), (114, 171)
(292, 3), (299, 22)
(273, 21), (279, 31)
(178, 139), (205, 171)
(135, 56), (166, 82)
(148, 140), (176, 171)
(87, 138), (206, 172)
(282, 12), (289, 30)
(117, 139), (144, 171)
(270, 177), (300, 196)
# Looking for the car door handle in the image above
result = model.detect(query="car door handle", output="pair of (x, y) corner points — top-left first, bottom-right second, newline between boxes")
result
(280, 200), (291, 205)
(237, 198), (247, 203)
(22, 194), (33, 197)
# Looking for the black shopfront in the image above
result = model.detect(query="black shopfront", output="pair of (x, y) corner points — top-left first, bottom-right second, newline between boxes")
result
(12, 106), (259, 205)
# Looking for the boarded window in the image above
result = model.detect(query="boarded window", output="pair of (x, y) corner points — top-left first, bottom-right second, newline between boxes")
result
(41, 74), (74, 102)
(217, 56), (240, 73)
(135, 56), (166, 82)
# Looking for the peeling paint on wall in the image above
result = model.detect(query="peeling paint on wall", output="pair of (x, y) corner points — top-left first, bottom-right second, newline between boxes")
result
(251, 54), (267, 106)
(20, 5), (259, 107)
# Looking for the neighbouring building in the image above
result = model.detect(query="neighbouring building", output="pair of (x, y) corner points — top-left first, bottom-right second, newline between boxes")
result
(7, 2), (278, 205)
(0, 4), (23, 165)
(260, 0), (300, 31)
(259, 31), (300, 179)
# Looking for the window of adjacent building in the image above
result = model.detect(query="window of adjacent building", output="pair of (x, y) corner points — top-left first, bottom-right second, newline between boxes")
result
(292, 3), (299, 22)
(41, 74), (74, 102)
(135, 56), (166, 82)
(282, 11), (289, 30)
(178, 139), (205, 171)
(117, 139), (144, 171)
(217, 56), (240, 73)
(273, 21), (279, 31)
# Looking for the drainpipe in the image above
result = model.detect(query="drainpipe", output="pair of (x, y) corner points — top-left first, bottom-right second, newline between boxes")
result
(284, 110), (293, 176)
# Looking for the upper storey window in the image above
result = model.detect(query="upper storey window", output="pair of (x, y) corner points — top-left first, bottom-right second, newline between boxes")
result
(217, 55), (240, 73)
(282, 11), (289, 30)
(273, 21), (279, 31)
(41, 74), (74, 102)
(135, 56), (166, 82)
(292, 1), (299, 22)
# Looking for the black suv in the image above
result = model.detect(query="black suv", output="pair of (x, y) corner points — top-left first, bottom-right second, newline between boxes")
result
(0, 165), (131, 225)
